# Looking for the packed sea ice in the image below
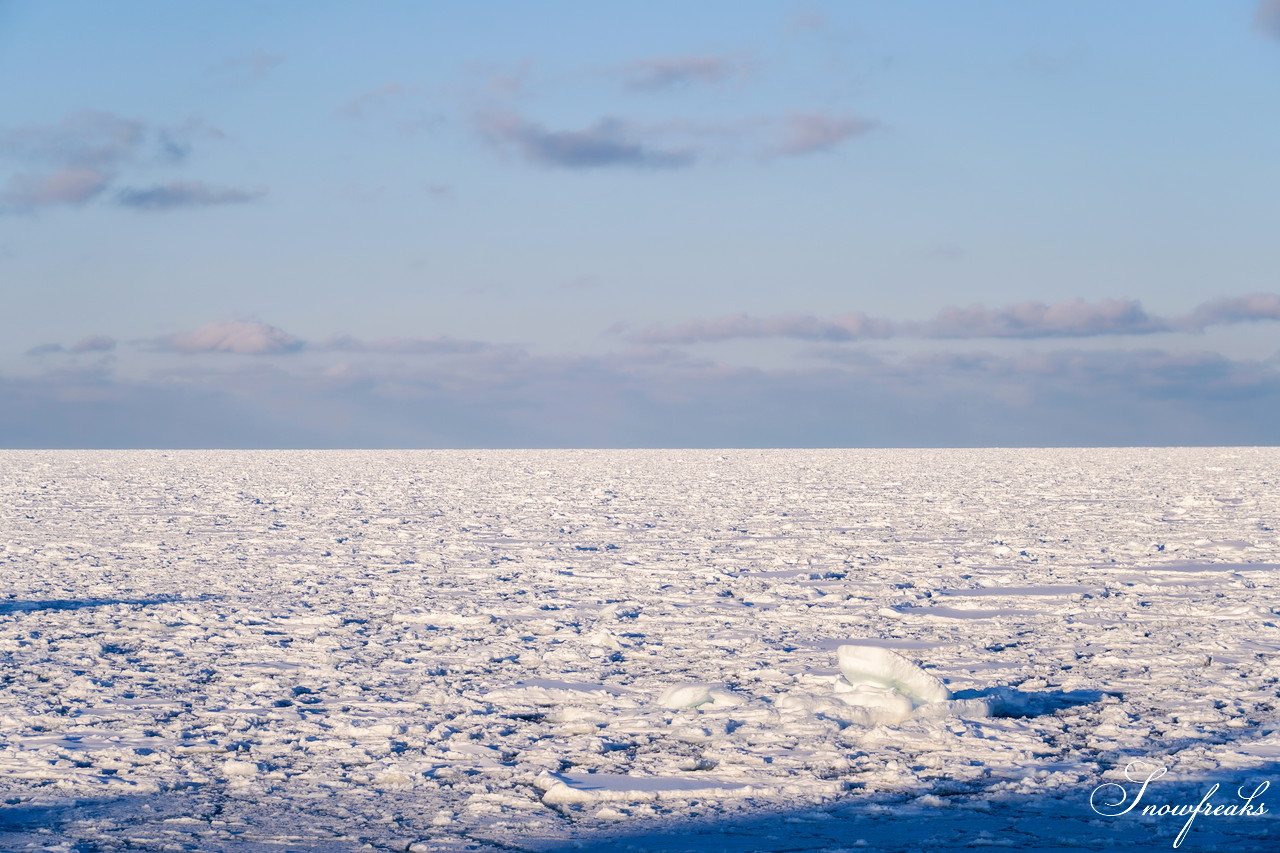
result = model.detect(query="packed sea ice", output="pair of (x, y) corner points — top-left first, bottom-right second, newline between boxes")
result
(0, 449), (1277, 851)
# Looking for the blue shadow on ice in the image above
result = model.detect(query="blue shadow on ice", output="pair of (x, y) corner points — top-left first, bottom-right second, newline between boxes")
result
(953, 686), (1109, 717)
(0, 594), (213, 615)
(526, 760), (1279, 853)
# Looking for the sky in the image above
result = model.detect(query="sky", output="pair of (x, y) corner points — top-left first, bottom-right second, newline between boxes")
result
(2, 1), (1279, 447)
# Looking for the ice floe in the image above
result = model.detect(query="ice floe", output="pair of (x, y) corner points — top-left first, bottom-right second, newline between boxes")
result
(0, 448), (1277, 851)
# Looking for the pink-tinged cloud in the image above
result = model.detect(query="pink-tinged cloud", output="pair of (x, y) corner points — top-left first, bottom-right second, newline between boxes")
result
(621, 55), (750, 91)
(773, 112), (876, 156)
(1, 167), (109, 208)
(1182, 293), (1280, 331)
(925, 298), (1169, 339)
(1, 112), (239, 212)
(165, 320), (303, 355)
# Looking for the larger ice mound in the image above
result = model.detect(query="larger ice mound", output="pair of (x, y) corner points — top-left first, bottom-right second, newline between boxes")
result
(836, 645), (952, 706)
(832, 645), (992, 723)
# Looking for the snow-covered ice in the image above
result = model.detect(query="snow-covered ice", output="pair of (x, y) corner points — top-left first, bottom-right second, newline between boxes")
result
(837, 645), (951, 702)
(0, 448), (1277, 851)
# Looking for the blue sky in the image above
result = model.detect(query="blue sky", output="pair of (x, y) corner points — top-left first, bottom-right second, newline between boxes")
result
(2, 1), (1279, 447)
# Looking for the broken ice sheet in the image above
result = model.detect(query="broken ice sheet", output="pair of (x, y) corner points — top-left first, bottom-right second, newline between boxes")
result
(0, 448), (1277, 851)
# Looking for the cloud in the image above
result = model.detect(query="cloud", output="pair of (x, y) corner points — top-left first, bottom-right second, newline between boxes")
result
(469, 89), (879, 167)
(24, 335), (117, 356)
(624, 295), (1280, 346)
(1, 167), (109, 209)
(0, 111), (146, 168)
(164, 320), (303, 355)
(628, 312), (894, 345)
(1256, 0), (1280, 38)
(338, 83), (440, 134)
(902, 348), (1278, 400)
(772, 112), (876, 156)
(925, 298), (1169, 339)
(338, 83), (408, 119)
(21, 291), (1278, 446)
(219, 50), (288, 80)
(152, 120), (224, 164)
(156, 324), (491, 358)
(71, 335), (117, 353)
(0, 112), (219, 172)
(5, 340), (1278, 447)
(1, 112), (238, 212)
(318, 334), (492, 355)
(478, 113), (695, 169)
(621, 55), (750, 91)
(115, 181), (265, 211)
(0, 367), (352, 449)
(1182, 293), (1280, 331)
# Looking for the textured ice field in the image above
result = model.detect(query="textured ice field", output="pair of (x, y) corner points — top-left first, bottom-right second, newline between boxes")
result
(0, 449), (1277, 851)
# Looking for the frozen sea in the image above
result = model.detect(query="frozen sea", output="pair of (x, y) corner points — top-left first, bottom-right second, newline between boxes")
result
(0, 449), (1277, 852)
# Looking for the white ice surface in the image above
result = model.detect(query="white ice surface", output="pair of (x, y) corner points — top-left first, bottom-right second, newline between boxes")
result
(0, 448), (1277, 851)
(836, 644), (952, 705)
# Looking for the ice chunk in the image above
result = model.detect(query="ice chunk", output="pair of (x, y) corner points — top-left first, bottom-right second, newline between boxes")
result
(836, 645), (951, 706)
(832, 682), (914, 723)
(658, 683), (744, 710)
(221, 759), (260, 777)
(783, 689), (912, 726)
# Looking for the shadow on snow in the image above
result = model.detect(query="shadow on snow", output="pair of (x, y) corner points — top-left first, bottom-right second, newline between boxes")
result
(0, 594), (215, 615)
(524, 760), (1278, 853)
